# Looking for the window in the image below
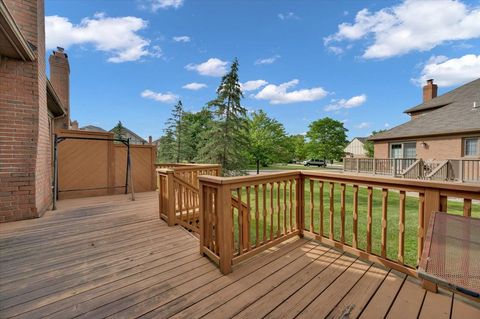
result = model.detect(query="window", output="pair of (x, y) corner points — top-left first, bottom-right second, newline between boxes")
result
(465, 138), (478, 156)
(390, 142), (417, 158)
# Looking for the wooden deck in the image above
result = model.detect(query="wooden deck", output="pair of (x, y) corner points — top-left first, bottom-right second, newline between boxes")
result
(0, 192), (478, 318)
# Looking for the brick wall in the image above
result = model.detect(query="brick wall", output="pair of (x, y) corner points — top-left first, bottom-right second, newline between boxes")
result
(0, 0), (51, 222)
(373, 134), (478, 160)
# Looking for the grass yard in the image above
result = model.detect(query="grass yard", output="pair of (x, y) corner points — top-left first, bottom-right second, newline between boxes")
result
(232, 180), (479, 268)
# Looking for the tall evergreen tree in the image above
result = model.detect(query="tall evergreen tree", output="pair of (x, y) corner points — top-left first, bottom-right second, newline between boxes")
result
(165, 100), (185, 163)
(156, 131), (176, 162)
(198, 58), (249, 175)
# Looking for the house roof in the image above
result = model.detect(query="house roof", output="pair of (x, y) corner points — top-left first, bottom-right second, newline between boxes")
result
(109, 126), (147, 143)
(355, 137), (368, 143)
(80, 125), (106, 132)
(0, 1), (35, 61)
(46, 79), (66, 117)
(370, 78), (480, 141)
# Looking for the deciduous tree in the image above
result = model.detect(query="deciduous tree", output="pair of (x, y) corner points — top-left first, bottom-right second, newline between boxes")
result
(306, 117), (348, 161)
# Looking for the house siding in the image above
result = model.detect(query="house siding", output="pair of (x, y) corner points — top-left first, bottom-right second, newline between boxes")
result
(345, 139), (367, 157)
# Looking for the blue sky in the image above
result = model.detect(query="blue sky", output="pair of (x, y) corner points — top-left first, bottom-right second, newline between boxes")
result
(45, 0), (480, 140)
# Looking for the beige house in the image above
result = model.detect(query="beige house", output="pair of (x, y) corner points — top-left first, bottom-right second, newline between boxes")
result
(370, 78), (480, 160)
(344, 137), (368, 158)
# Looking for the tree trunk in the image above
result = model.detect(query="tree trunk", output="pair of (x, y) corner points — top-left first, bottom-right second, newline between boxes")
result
(256, 159), (260, 175)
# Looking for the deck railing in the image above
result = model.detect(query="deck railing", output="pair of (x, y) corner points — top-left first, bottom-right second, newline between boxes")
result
(344, 158), (480, 183)
(343, 158), (416, 176)
(157, 164), (221, 232)
(198, 171), (480, 275)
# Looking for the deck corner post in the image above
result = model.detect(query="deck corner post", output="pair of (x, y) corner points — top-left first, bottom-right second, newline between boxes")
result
(198, 181), (205, 256)
(217, 183), (233, 274)
(423, 188), (440, 237)
(165, 169), (176, 226)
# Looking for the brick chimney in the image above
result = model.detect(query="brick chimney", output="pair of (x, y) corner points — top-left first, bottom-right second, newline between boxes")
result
(49, 47), (70, 129)
(148, 136), (153, 144)
(423, 79), (437, 103)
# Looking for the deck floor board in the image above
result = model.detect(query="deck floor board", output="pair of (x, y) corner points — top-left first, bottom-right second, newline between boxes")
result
(0, 192), (478, 319)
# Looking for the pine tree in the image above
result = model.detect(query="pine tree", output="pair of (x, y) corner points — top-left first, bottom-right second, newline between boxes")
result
(112, 121), (124, 141)
(165, 100), (185, 163)
(198, 58), (249, 175)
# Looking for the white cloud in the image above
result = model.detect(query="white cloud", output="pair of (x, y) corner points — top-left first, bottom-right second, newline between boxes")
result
(255, 55), (280, 65)
(355, 122), (371, 129)
(182, 82), (207, 90)
(327, 46), (344, 55)
(241, 80), (268, 92)
(254, 79), (328, 105)
(173, 35), (190, 42)
(325, 94), (367, 111)
(278, 12), (300, 20)
(185, 58), (228, 77)
(45, 14), (156, 63)
(325, 0), (480, 59)
(415, 54), (480, 87)
(148, 0), (184, 11)
(141, 89), (178, 103)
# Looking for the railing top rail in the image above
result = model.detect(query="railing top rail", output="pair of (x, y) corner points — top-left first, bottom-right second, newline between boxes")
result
(199, 171), (301, 187)
(156, 164), (221, 173)
(199, 170), (480, 193)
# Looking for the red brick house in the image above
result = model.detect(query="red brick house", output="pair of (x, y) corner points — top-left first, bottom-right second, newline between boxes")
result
(0, 0), (70, 221)
(370, 78), (480, 161)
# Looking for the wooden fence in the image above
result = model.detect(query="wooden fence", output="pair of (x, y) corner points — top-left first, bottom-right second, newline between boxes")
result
(57, 129), (156, 199)
(344, 157), (480, 183)
(197, 171), (480, 275)
(157, 164), (221, 232)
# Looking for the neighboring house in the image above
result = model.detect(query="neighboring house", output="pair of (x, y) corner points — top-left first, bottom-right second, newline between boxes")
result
(344, 137), (368, 158)
(80, 125), (107, 132)
(370, 78), (480, 160)
(0, 0), (71, 221)
(109, 126), (148, 145)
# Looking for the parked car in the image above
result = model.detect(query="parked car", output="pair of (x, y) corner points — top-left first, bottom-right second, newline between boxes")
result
(303, 159), (327, 167)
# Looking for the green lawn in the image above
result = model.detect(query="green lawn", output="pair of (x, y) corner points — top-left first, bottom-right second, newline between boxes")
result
(232, 180), (479, 267)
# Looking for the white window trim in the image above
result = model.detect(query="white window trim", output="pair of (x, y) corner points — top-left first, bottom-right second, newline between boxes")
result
(389, 141), (417, 159)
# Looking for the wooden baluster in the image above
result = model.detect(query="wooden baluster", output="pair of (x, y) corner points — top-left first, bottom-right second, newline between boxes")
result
(381, 188), (388, 258)
(255, 185), (259, 247)
(178, 183), (182, 223)
(329, 182), (334, 240)
(263, 183), (267, 244)
(310, 179), (314, 233)
(340, 183), (346, 243)
(417, 193), (425, 265)
(352, 185), (358, 249)
(463, 198), (472, 217)
(295, 175), (305, 236)
(440, 195), (448, 212)
(237, 188), (243, 255)
(319, 181), (324, 237)
(204, 187), (211, 251)
(398, 190), (406, 264)
(283, 181), (287, 235)
(367, 187), (373, 253)
(270, 182), (274, 241)
(246, 186), (251, 251)
(289, 179), (293, 232)
(277, 182), (281, 238)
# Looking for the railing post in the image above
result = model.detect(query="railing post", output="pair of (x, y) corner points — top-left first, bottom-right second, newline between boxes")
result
(373, 158), (376, 175)
(459, 159), (464, 183)
(343, 158), (346, 172)
(217, 183), (233, 274)
(393, 159), (397, 177)
(295, 173), (305, 237)
(165, 169), (176, 226)
(356, 158), (360, 173)
(199, 181), (205, 256)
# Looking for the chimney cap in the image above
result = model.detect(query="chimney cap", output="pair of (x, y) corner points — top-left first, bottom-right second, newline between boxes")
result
(56, 46), (65, 52)
(426, 79), (434, 84)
